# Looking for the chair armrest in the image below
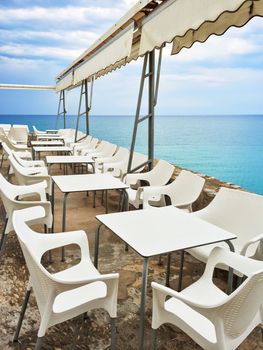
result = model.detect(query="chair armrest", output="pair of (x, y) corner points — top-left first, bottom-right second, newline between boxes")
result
(95, 156), (112, 165)
(102, 161), (125, 178)
(152, 282), (223, 310)
(125, 172), (151, 185)
(50, 272), (119, 285)
(15, 181), (47, 201)
(12, 201), (52, 227)
(143, 186), (167, 208)
(240, 233), (263, 256)
(26, 160), (45, 167)
(203, 246), (263, 279)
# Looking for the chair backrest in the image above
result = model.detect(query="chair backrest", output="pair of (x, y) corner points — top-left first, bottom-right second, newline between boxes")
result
(89, 137), (99, 148)
(111, 147), (129, 162)
(196, 187), (263, 252)
(102, 143), (117, 157)
(128, 152), (147, 171)
(169, 170), (205, 205)
(95, 140), (109, 152)
(147, 160), (174, 186)
(8, 125), (28, 144)
(8, 155), (31, 185)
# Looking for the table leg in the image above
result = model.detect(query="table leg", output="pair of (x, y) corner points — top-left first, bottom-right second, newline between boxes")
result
(139, 257), (149, 350)
(122, 189), (129, 212)
(178, 250), (185, 292)
(94, 223), (103, 268)
(105, 190), (108, 214)
(51, 180), (55, 233)
(226, 240), (235, 294)
(61, 192), (69, 262)
(165, 253), (171, 287)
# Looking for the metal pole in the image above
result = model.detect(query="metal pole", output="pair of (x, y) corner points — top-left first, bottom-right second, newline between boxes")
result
(148, 50), (155, 170)
(62, 90), (66, 129)
(75, 82), (84, 142)
(127, 54), (148, 173)
(85, 79), (89, 136)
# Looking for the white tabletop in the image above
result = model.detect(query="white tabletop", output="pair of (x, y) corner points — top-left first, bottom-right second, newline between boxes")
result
(36, 135), (64, 140)
(96, 206), (236, 258)
(52, 173), (128, 193)
(46, 129), (58, 133)
(31, 141), (64, 146)
(46, 155), (94, 164)
(33, 146), (72, 152)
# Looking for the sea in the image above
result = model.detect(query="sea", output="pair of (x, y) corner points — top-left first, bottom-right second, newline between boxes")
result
(1, 114), (263, 195)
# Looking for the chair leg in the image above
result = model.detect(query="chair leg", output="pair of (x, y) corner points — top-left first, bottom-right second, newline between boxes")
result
(151, 329), (157, 350)
(13, 288), (31, 342)
(0, 218), (8, 251)
(110, 318), (117, 350)
(34, 336), (44, 350)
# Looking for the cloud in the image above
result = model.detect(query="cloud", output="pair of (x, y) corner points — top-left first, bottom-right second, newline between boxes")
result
(0, 5), (124, 26)
(0, 29), (99, 49)
(0, 44), (82, 61)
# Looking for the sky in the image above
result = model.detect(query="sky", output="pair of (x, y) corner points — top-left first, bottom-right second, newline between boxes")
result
(0, 0), (263, 115)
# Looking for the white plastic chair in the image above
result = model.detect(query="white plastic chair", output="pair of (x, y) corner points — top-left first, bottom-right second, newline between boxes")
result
(187, 187), (263, 273)
(95, 147), (129, 176)
(82, 140), (108, 156)
(143, 170), (205, 211)
(125, 159), (174, 208)
(151, 246), (263, 350)
(8, 155), (52, 196)
(98, 150), (148, 180)
(0, 174), (52, 252)
(74, 137), (99, 155)
(12, 206), (119, 350)
(68, 134), (92, 149)
(90, 142), (117, 159)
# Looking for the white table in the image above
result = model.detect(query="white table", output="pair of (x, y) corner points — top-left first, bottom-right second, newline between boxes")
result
(52, 173), (129, 261)
(46, 155), (95, 174)
(95, 206), (236, 350)
(31, 141), (64, 146)
(33, 146), (72, 160)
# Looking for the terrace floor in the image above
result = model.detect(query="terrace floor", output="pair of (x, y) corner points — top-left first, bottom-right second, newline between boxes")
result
(0, 161), (263, 350)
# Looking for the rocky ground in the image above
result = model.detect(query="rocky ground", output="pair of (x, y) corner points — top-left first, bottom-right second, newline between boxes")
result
(0, 161), (263, 350)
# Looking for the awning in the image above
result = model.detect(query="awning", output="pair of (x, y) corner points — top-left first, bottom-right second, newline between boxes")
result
(139, 0), (263, 56)
(57, 0), (263, 91)
(56, 72), (73, 92)
(73, 23), (134, 85)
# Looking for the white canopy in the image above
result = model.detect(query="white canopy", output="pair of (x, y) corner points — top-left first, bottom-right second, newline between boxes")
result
(57, 0), (263, 91)
(74, 24), (134, 85)
(139, 0), (263, 55)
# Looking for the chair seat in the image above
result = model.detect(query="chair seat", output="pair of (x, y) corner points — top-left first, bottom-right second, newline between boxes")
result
(52, 259), (100, 282)
(165, 298), (216, 343)
(165, 280), (227, 344)
(53, 281), (107, 314)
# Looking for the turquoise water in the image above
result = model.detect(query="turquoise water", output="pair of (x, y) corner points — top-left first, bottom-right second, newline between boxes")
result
(1, 114), (263, 195)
